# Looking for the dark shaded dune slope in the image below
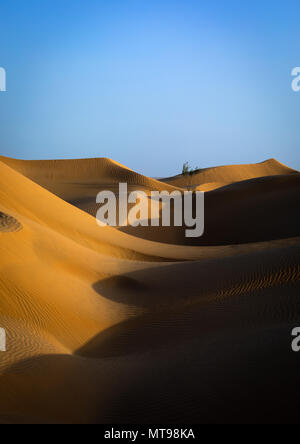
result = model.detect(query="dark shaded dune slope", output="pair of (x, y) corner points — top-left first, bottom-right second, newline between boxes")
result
(120, 174), (300, 245)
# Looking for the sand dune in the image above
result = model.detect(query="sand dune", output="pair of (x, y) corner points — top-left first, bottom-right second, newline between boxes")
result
(0, 156), (300, 424)
(0, 156), (181, 220)
(119, 174), (300, 245)
(161, 158), (298, 190)
(0, 155), (180, 199)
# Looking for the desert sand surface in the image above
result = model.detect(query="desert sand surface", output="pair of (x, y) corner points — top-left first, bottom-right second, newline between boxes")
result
(161, 158), (298, 189)
(0, 155), (300, 424)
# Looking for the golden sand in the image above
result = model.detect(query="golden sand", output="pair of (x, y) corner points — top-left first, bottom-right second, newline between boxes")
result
(0, 156), (299, 423)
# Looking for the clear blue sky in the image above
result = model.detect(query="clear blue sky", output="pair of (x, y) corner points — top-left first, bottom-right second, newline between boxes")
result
(0, 0), (299, 176)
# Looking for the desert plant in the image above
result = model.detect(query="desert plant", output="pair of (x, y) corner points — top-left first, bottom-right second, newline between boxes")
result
(182, 162), (190, 175)
(182, 162), (200, 176)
